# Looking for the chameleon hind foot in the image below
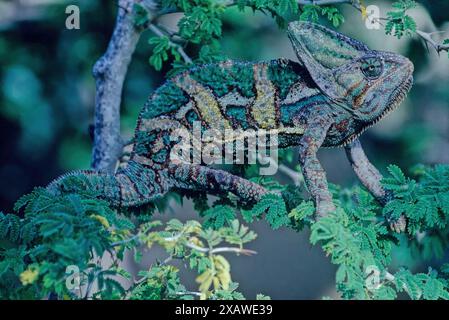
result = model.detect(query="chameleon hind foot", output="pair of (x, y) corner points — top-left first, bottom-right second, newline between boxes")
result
(168, 163), (269, 204)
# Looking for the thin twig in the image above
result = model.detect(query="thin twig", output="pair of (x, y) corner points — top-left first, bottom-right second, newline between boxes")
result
(184, 242), (257, 255)
(162, 231), (257, 255)
(258, 155), (303, 185)
(111, 234), (140, 247)
(155, 22), (184, 42)
(416, 30), (449, 54)
(278, 163), (303, 186)
(176, 291), (203, 297)
(148, 23), (193, 64)
(112, 230), (256, 255)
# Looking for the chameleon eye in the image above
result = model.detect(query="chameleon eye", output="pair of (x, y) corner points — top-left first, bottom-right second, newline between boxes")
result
(360, 57), (383, 79)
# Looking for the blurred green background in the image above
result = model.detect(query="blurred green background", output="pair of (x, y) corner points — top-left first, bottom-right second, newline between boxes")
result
(0, 0), (448, 298)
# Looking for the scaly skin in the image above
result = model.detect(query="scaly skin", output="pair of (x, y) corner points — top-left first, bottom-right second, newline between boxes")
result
(47, 22), (414, 226)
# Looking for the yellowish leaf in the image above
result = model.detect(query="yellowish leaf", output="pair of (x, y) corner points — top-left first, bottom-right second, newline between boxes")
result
(90, 214), (110, 229)
(20, 266), (39, 286)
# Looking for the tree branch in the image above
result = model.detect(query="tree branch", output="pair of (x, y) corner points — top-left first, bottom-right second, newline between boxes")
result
(91, 0), (194, 172)
(416, 30), (449, 54)
(91, 0), (145, 172)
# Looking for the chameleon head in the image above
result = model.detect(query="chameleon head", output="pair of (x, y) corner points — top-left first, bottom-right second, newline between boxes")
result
(287, 21), (414, 124)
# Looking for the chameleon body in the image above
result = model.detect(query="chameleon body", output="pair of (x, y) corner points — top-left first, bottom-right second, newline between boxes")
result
(48, 22), (414, 221)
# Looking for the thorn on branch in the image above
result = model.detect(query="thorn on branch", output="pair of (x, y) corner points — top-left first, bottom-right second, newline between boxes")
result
(416, 30), (449, 55)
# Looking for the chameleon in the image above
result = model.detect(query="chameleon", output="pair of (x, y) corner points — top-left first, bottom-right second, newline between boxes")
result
(47, 21), (414, 227)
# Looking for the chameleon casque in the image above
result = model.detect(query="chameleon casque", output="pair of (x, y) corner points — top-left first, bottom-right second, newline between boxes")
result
(48, 21), (414, 224)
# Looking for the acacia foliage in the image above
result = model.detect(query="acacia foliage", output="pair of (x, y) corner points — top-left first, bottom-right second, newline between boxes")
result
(1, 163), (449, 300)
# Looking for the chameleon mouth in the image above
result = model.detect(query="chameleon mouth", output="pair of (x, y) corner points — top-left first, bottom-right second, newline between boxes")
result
(371, 74), (413, 125)
(341, 74), (413, 147)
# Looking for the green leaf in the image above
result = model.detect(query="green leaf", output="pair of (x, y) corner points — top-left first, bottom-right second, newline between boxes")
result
(321, 6), (345, 27)
(133, 3), (150, 28)
(387, 165), (406, 184)
(256, 293), (271, 300)
(249, 194), (289, 229)
(300, 5), (320, 23)
(385, 1), (417, 39)
(203, 205), (236, 229)
(288, 201), (315, 221)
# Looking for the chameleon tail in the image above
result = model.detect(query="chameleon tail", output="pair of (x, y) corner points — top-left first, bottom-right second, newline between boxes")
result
(46, 161), (170, 207)
(46, 170), (122, 206)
